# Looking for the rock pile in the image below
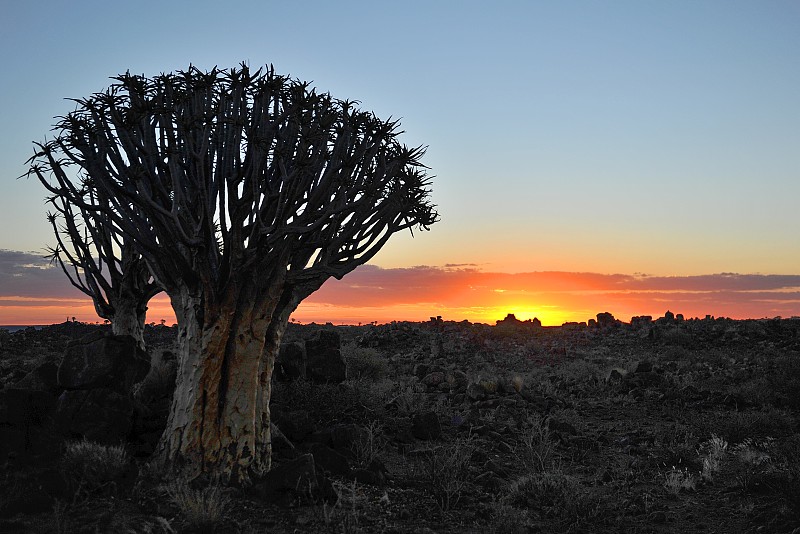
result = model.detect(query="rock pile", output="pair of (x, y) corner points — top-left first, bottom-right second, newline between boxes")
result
(0, 332), (150, 461)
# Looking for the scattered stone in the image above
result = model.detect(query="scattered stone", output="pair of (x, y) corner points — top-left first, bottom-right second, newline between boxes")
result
(13, 361), (60, 393)
(305, 330), (347, 384)
(276, 410), (315, 442)
(0, 388), (58, 459)
(606, 368), (627, 383)
(252, 453), (316, 498)
(58, 333), (150, 394)
(466, 382), (486, 401)
(421, 371), (446, 388)
(270, 422), (295, 454)
(305, 442), (351, 477)
(275, 341), (306, 381)
(412, 363), (430, 379)
(56, 387), (135, 444)
(411, 411), (441, 440)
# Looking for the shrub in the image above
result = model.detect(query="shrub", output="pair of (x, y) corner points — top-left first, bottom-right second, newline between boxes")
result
(60, 439), (130, 497)
(718, 409), (793, 444)
(164, 481), (229, 533)
(516, 414), (557, 473)
(487, 501), (529, 534)
(133, 352), (177, 403)
(342, 343), (388, 380)
(352, 420), (384, 468)
(415, 435), (476, 512)
(699, 434), (728, 482)
(393, 381), (428, 416)
(505, 471), (598, 531)
(663, 467), (697, 495)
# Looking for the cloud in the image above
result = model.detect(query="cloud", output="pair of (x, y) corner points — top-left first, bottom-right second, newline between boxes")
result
(0, 249), (85, 299)
(3, 249), (800, 325)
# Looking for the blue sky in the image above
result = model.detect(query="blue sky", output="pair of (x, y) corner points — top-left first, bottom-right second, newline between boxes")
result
(1, 1), (799, 323)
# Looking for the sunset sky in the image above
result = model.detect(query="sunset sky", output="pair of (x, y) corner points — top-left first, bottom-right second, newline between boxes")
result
(1, 1), (799, 326)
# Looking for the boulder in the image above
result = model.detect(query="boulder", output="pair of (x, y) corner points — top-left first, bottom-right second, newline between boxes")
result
(0, 388), (58, 459)
(56, 388), (135, 444)
(252, 454), (319, 499)
(14, 361), (60, 393)
(270, 423), (295, 454)
(305, 442), (351, 477)
(331, 424), (369, 453)
(305, 331), (346, 384)
(352, 458), (388, 487)
(275, 410), (315, 442)
(412, 411), (441, 440)
(274, 342), (306, 381)
(0, 388), (56, 426)
(58, 333), (150, 394)
(421, 371), (446, 388)
(596, 312), (617, 328)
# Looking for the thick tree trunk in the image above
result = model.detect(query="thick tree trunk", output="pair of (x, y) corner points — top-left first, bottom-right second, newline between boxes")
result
(156, 283), (292, 484)
(110, 296), (147, 351)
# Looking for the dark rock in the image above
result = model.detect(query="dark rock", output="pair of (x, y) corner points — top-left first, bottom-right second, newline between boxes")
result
(0, 468), (65, 517)
(412, 363), (430, 379)
(58, 334), (150, 394)
(0, 388), (56, 426)
(56, 388), (134, 444)
(305, 331), (346, 384)
(270, 422), (295, 454)
(305, 442), (351, 476)
(0, 388), (58, 459)
(466, 382), (486, 401)
(634, 360), (653, 373)
(275, 342), (306, 381)
(276, 410), (315, 442)
(14, 361), (60, 393)
(627, 371), (662, 389)
(252, 453), (317, 498)
(606, 368), (627, 383)
(353, 467), (385, 486)
(451, 370), (468, 389)
(548, 418), (578, 435)
(412, 411), (441, 440)
(421, 371), (446, 388)
(314, 473), (339, 504)
(596, 312), (617, 328)
(331, 424), (368, 453)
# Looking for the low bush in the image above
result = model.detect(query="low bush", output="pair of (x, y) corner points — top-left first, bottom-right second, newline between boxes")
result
(415, 435), (476, 512)
(164, 481), (229, 533)
(60, 439), (130, 498)
(505, 470), (599, 532)
(342, 343), (388, 380)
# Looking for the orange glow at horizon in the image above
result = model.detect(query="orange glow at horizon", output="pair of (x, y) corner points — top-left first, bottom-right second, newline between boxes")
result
(3, 267), (800, 326)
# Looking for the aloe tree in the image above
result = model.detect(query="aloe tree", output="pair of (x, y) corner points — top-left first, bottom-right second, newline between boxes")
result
(44, 185), (161, 350)
(29, 64), (437, 483)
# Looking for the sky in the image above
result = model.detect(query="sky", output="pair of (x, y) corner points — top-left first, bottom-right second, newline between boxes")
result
(1, 1), (799, 326)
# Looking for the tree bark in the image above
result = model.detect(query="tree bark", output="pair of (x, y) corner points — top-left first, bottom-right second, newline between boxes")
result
(156, 281), (293, 484)
(110, 295), (147, 351)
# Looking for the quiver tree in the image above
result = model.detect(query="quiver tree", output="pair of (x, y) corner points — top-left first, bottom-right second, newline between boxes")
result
(29, 64), (437, 483)
(42, 185), (161, 350)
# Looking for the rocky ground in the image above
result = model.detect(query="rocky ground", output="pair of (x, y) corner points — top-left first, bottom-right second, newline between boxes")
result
(1, 314), (799, 533)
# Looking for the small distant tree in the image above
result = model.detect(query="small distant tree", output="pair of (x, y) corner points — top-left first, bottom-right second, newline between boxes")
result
(44, 185), (161, 350)
(29, 64), (437, 483)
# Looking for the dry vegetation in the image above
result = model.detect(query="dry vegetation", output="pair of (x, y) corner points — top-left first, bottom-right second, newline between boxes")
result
(1, 316), (799, 533)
